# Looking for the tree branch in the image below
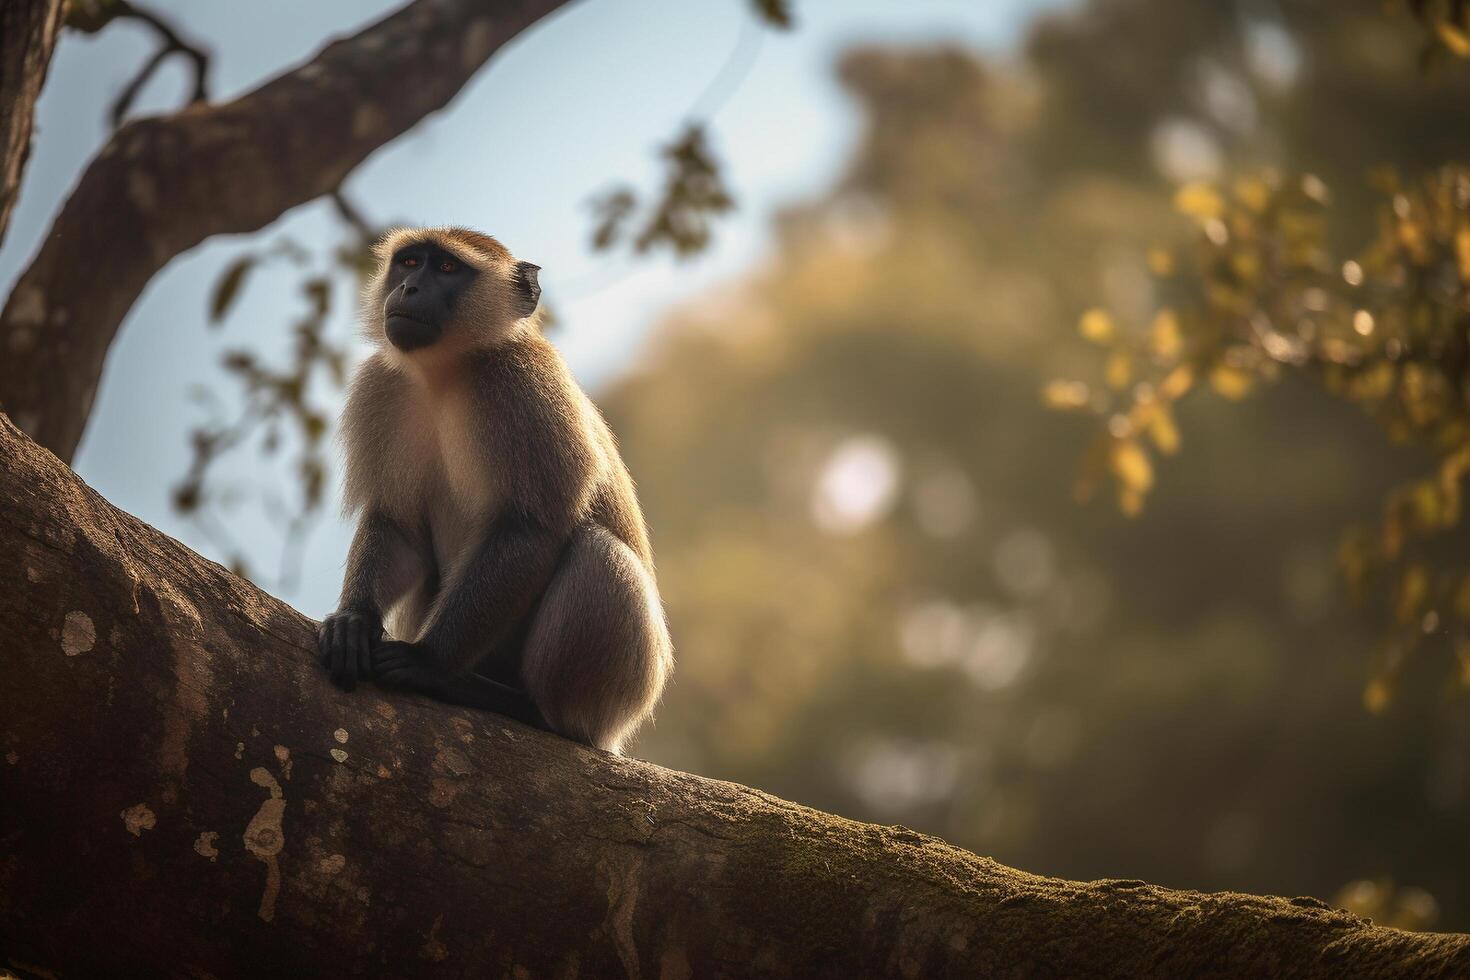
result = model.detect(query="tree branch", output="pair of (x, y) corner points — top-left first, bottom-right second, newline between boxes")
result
(0, 0), (65, 249)
(105, 1), (212, 130)
(0, 0), (575, 463)
(0, 413), (1466, 978)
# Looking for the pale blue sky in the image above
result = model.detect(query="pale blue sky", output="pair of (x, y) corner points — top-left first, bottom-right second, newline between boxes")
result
(2, 0), (1071, 617)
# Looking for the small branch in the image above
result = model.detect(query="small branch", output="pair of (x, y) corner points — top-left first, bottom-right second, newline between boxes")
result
(329, 185), (375, 245)
(107, 1), (211, 129)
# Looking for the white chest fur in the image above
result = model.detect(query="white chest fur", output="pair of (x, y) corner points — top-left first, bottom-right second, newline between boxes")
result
(376, 379), (500, 578)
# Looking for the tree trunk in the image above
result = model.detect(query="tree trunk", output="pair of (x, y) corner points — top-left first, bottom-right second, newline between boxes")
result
(1, 414), (1466, 979)
(0, 0), (574, 464)
(0, 0), (64, 249)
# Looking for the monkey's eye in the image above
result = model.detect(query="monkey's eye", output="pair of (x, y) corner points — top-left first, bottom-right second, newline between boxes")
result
(401, 256), (419, 268)
(439, 260), (457, 273)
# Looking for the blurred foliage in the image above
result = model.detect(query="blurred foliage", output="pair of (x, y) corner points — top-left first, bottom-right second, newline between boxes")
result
(598, 0), (1470, 932)
(1053, 97), (1470, 700)
(1335, 876), (1441, 930)
(180, 219), (375, 587)
(750, 0), (795, 31)
(1403, 0), (1470, 66)
(591, 124), (736, 258)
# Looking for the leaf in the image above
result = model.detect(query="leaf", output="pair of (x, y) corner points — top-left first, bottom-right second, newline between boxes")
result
(1110, 440), (1154, 494)
(1042, 380), (1091, 410)
(1209, 365), (1254, 400)
(1078, 308), (1115, 344)
(1233, 176), (1271, 214)
(1395, 564), (1430, 625)
(1158, 365), (1195, 400)
(1105, 352), (1132, 390)
(751, 0), (795, 29)
(1150, 309), (1182, 360)
(1434, 19), (1470, 56)
(303, 277), (331, 318)
(1363, 676), (1393, 715)
(1148, 404), (1181, 455)
(210, 256), (257, 325)
(1146, 248), (1175, 277)
(1173, 182), (1224, 220)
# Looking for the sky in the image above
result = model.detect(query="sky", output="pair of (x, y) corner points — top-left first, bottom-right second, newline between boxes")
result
(2, 0), (1073, 618)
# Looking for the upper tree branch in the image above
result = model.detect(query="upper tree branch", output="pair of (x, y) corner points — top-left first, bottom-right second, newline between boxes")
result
(0, 412), (1466, 978)
(0, 0), (575, 463)
(0, 0), (65, 249)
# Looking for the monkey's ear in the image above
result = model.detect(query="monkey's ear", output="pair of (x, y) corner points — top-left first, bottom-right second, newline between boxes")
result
(513, 261), (541, 316)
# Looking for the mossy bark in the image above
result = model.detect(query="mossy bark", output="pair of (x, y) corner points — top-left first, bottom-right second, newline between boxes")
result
(1, 414), (1467, 979)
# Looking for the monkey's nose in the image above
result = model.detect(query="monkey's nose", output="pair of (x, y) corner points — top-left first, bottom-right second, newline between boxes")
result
(403, 284), (419, 296)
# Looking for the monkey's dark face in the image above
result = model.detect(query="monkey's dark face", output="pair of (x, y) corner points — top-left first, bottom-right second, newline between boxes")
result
(382, 242), (478, 351)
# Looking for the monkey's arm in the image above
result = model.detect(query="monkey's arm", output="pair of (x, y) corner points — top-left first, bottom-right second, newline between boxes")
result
(319, 511), (424, 691)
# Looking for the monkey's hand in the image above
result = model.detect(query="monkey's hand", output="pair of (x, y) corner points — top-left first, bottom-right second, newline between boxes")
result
(370, 640), (446, 698)
(317, 607), (382, 692)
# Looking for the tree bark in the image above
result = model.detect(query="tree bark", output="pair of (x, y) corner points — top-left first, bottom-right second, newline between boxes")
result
(0, 415), (1466, 980)
(0, 0), (574, 464)
(0, 0), (64, 249)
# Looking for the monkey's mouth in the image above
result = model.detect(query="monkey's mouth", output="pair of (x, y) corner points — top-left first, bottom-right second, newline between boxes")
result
(385, 312), (442, 352)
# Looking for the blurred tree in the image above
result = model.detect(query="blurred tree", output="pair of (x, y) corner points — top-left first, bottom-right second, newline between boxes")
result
(1049, 0), (1470, 702)
(599, 0), (1470, 931)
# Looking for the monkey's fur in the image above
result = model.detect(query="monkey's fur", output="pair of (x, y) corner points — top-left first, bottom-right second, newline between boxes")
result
(318, 227), (671, 754)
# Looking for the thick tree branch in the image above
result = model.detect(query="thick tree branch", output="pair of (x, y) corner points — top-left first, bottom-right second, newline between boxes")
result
(0, 0), (65, 249)
(0, 0), (574, 464)
(0, 414), (1467, 978)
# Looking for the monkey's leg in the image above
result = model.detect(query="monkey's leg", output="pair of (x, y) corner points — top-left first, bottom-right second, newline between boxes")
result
(519, 524), (671, 754)
(372, 640), (547, 730)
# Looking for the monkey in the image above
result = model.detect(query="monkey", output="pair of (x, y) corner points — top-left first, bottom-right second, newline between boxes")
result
(317, 226), (672, 754)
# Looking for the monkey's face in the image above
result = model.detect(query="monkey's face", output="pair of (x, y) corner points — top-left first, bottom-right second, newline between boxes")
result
(380, 242), (478, 352)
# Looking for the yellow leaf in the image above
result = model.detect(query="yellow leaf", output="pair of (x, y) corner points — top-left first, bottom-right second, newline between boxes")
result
(1363, 677), (1392, 715)
(1234, 176), (1271, 213)
(1105, 352), (1133, 390)
(1158, 365), (1195, 400)
(1395, 564), (1429, 625)
(1455, 225), (1470, 283)
(1149, 404), (1181, 455)
(1410, 481), (1442, 529)
(1110, 439), (1154, 493)
(1230, 251), (1260, 282)
(1147, 248), (1175, 277)
(1210, 365), (1254, 400)
(1042, 380), (1091, 410)
(1174, 182), (1225, 220)
(1150, 309), (1182, 360)
(1435, 20), (1470, 57)
(1079, 308), (1115, 344)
